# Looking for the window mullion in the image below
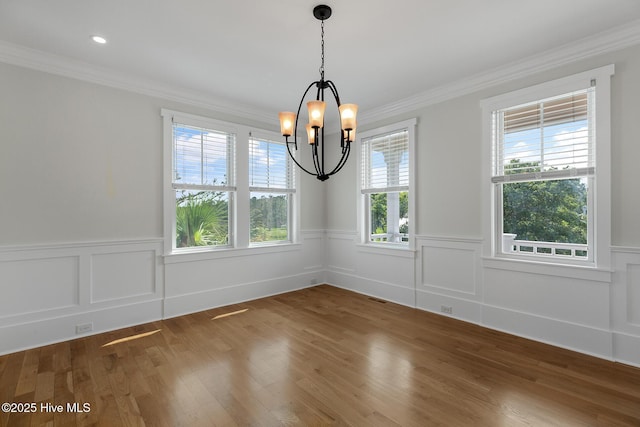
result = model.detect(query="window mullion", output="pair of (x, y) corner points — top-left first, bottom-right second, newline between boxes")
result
(539, 102), (545, 171)
(200, 132), (204, 185)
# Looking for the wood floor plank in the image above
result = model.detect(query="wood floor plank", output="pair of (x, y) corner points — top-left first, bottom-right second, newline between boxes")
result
(0, 352), (25, 427)
(1, 285), (639, 426)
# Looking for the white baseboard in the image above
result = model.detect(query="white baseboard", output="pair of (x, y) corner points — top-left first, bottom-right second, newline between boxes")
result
(163, 272), (320, 319)
(415, 288), (483, 324)
(326, 270), (415, 308)
(0, 299), (163, 355)
(480, 304), (614, 360)
(613, 331), (640, 368)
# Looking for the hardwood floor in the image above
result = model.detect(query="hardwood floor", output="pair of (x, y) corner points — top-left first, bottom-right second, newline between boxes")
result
(1, 285), (639, 426)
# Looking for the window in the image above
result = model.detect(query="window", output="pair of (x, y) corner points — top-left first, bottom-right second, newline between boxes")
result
(249, 134), (295, 244)
(162, 110), (299, 255)
(358, 119), (416, 247)
(171, 122), (235, 250)
(482, 65), (613, 266)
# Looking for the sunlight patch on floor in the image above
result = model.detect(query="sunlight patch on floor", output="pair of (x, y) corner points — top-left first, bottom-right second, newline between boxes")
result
(101, 329), (162, 347)
(212, 308), (249, 320)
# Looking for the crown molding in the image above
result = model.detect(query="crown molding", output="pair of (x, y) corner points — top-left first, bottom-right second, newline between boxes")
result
(2, 19), (640, 127)
(359, 19), (640, 124)
(0, 40), (275, 126)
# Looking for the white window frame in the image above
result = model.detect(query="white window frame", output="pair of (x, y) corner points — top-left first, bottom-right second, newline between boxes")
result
(357, 118), (417, 251)
(162, 109), (299, 257)
(481, 65), (613, 271)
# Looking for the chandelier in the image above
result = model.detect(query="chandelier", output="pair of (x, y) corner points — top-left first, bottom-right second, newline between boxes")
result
(278, 5), (358, 181)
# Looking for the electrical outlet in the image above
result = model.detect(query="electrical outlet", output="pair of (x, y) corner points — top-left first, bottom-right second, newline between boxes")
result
(440, 305), (453, 315)
(76, 323), (93, 334)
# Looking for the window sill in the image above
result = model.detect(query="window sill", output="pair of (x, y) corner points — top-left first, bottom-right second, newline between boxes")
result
(164, 242), (301, 264)
(482, 256), (611, 283)
(356, 243), (416, 258)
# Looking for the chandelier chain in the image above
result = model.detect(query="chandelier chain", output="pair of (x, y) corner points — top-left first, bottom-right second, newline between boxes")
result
(319, 19), (325, 80)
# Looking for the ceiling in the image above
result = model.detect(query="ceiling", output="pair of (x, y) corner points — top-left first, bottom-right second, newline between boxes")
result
(2, 0), (640, 125)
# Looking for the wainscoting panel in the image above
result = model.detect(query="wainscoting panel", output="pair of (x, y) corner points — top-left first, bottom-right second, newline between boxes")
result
(423, 246), (476, 293)
(326, 231), (357, 274)
(413, 237), (483, 323)
(91, 249), (157, 303)
(419, 239), (481, 295)
(483, 267), (610, 329)
(0, 255), (79, 318)
(163, 231), (325, 319)
(627, 263), (640, 326)
(611, 248), (640, 367)
(300, 230), (326, 275)
(0, 239), (164, 355)
(481, 260), (613, 359)
(355, 249), (415, 289)
(324, 230), (416, 307)
(2, 233), (640, 367)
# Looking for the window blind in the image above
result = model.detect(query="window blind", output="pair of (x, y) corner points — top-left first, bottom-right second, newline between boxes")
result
(173, 123), (236, 190)
(361, 130), (409, 193)
(249, 136), (294, 193)
(492, 88), (594, 183)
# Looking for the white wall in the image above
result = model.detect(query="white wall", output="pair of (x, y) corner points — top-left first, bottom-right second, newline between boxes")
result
(0, 62), (326, 355)
(0, 64), (163, 244)
(325, 44), (640, 367)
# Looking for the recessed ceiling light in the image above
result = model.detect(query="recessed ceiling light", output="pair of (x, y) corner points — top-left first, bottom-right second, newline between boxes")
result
(91, 35), (107, 44)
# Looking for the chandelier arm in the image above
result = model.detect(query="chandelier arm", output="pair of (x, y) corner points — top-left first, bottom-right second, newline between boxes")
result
(283, 80), (323, 177)
(324, 80), (346, 149)
(324, 80), (342, 105)
(327, 143), (351, 176)
(298, 81), (319, 111)
(320, 123), (326, 176)
(312, 140), (322, 176)
(316, 81), (323, 102)
(285, 140), (319, 177)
